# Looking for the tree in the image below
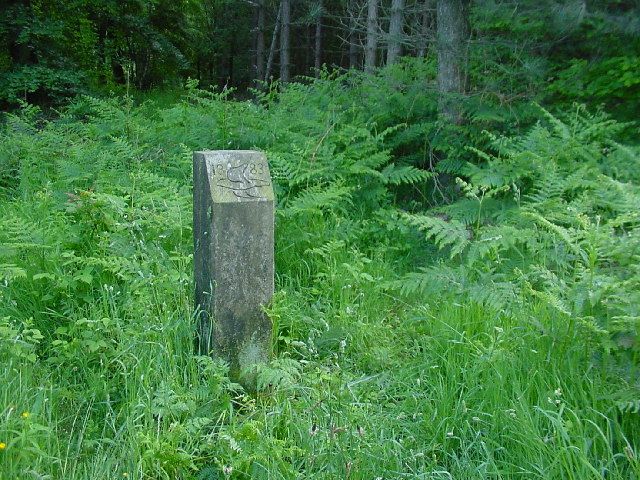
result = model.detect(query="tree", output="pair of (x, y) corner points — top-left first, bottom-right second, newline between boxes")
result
(280, 0), (291, 83)
(314, 0), (323, 75)
(265, 2), (282, 82)
(416, 0), (434, 58)
(436, 0), (470, 123)
(347, 0), (360, 68)
(365, 0), (378, 72)
(386, 0), (406, 65)
(255, 0), (266, 84)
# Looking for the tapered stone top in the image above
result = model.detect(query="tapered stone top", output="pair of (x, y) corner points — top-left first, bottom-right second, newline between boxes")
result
(200, 150), (274, 203)
(193, 150), (274, 388)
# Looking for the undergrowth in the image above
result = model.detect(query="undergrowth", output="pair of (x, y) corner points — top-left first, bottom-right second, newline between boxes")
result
(0, 66), (639, 479)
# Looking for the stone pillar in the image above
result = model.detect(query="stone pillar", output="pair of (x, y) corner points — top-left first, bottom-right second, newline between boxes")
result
(193, 150), (274, 386)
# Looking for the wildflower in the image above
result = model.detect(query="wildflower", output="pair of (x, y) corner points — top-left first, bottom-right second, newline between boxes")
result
(21, 412), (30, 419)
(0, 442), (6, 450)
(222, 465), (233, 475)
(122, 474), (129, 478)
(554, 388), (563, 397)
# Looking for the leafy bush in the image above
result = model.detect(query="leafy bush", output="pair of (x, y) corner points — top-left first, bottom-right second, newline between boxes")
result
(549, 57), (640, 120)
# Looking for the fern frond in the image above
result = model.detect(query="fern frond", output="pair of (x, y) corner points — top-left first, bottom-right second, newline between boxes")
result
(0, 264), (27, 282)
(521, 211), (584, 259)
(255, 357), (303, 391)
(380, 164), (433, 185)
(537, 105), (571, 140)
(527, 287), (572, 317)
(282, 182), (353, 216)
(385, 264), (465, 297)
(401, 212), (470, 257)
(468, 280), (521, 313)
(305, 240), (346, 258)
(617, 398), (640, 414)
(466, 225), (534, 264)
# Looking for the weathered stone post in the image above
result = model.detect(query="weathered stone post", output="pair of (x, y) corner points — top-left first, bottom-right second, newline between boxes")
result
(193, 150), (274, 386)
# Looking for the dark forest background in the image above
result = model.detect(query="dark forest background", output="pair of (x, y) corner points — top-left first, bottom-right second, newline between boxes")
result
(1, 0), (639, 120)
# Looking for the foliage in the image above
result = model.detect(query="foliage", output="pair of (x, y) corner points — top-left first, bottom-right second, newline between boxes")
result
(0, 0), (207, 105)
(0, 72), (639, 479)
(548, 56), (640, 119)
(395, 105), (640, 358)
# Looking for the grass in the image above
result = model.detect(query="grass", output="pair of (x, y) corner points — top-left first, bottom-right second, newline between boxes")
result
(0, 81), (639, 479)
(2, 282), (638, 479)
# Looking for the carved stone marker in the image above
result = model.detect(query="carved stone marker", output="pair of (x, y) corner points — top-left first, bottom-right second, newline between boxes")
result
(193, 150), (274, 385)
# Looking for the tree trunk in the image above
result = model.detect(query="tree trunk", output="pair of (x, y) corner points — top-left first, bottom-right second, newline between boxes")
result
(386, 0), (405, 65)
(417, 0), (433, 58)
(314, 0), (323, 76)
(364, 0), (378, 73)
(305, 25), (312, 72)
(280, 0), (291, 83)
(436, 0), (470, 123)
(348, 0), (359, 68)
(265, 2), (282, 83)
(255, 0), (266, 84)
(227, 30), (236, 86)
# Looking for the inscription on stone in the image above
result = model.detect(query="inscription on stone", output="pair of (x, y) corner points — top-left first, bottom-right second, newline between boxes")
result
(193, 150), (274, 387)
(213, 161), (271, 199)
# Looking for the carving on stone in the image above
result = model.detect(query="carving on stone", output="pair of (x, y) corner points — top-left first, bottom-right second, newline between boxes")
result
(214, 162), (271, 199)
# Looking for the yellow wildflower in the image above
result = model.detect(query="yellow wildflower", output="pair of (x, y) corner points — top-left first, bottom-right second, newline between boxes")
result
(21, 412), (30, 419)
(0, 442), (6, 450)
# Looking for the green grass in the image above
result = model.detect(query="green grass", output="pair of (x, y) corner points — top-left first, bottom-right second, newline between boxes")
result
(1, 76), (639, 478)
(2, 282), (638, 479)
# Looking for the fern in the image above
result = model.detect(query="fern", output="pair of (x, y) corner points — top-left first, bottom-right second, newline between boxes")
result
(385, 264), (466, 297)
(468, 278), (522, 313)
(521, 211), (584, 259)
(282, 182), (353, 216)
(617, 399), (640, 414)
(196, 466), (221, 480)
(0, 264), (27, 282)
(380, 164), (433, 185)
(399, 105), (640, 356)
(466, 225), (534, 265)
(400, 212), (470, 258)
(255, 357), (303, 392)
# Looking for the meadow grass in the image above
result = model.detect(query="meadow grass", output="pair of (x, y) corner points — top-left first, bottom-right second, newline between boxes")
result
(2, 274), (638, 479)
